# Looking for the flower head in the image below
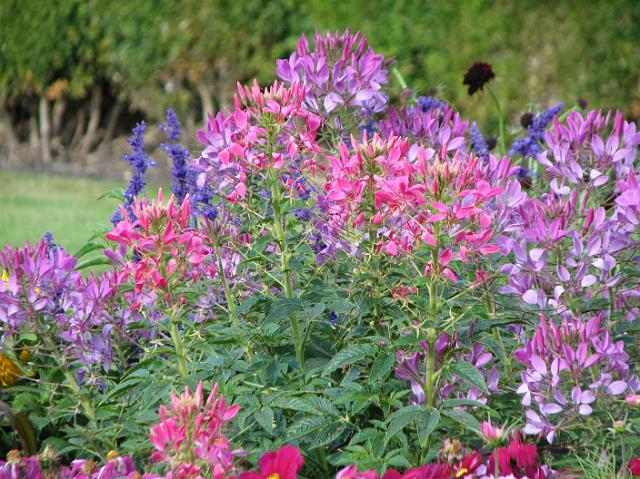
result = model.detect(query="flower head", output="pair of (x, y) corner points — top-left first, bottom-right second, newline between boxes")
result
(239, 445), (304, 479)
(463, 62), (495, 95)
(0, 352), (21, 387)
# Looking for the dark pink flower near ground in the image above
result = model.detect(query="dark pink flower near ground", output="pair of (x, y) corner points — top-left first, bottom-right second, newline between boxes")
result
(239, 445), (304, 479)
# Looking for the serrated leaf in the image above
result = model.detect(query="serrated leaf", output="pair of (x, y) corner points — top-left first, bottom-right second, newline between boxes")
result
(416, 409), (440, 446)
(272, 397), (319, 415)
(450, 361), (488, 393)
(253, 408), (274, 435)
(287, 415), (327, 438)
(265, 298), (303, 323)
(349, 428), (382, 446)
(370, 351), (395, 382)
(323, 343), (378, 376)
(307, 396), (339, 416)
(385, 405), (423, 443)
(442, 408), (480, 433)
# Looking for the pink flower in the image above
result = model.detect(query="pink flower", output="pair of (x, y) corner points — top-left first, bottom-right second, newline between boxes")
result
(239, 445), (304, 479)
(480, 421), (505, 443)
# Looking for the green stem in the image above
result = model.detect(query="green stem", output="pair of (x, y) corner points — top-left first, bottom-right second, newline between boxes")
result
(425, 281), (438, 408)
(269, 169), (304, 367)
(487, 85), (506, 156)
(391, 66), (408, 90)
(41, 335), (97, 425)
(216, 248), (238, 326)
(169, 314), (188, 378)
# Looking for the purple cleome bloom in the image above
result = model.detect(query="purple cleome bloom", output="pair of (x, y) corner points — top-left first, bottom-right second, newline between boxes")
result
(396, 333), (499, 406)
(514, 314), (638, 443)
(276, 29), (389, 115)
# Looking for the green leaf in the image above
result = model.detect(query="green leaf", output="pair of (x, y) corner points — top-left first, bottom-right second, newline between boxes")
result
(439, 398), (490, 410)
(441, 408), (481, 433)
(253, 408), (274, 435)
(450, 361), (488, 393)
(385, 405), (423, 443)
(272, 397), (319, 415)
(370, 351), (396, 383)
(73, 241), (104, 259)
(265, 298), (303, 323)
(306, 396), (339, 416)
(416, 409), (440, 446)
(75, 256), (112, 270)
(323, 343), (379, 376)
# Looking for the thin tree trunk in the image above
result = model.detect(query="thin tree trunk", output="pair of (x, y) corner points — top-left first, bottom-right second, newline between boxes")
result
(197, 83), (214, 123)
(29, 115), (40, 150)
(39, 95), (52, 164)
(100, 100), (122, 147)
(52, 97), (67, 137)
(70, 109), (86, 150)
(0, 106), (18, 164)
(79, 84), (103, 157)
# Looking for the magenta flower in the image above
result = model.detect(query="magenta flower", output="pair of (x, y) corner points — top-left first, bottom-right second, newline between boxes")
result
(149, 382), (241, 478)
(238, 445), (304, 479)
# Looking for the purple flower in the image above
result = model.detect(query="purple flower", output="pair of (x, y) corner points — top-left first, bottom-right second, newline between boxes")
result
(509, 103), (564, 159)
(514, 314), (638, 443)
(395, 334), (499, 406)
(111, 122), (156, 224)
(160, 108), (191, 203)
(470, 122), (490, 160)
(276, 30), (389, 116)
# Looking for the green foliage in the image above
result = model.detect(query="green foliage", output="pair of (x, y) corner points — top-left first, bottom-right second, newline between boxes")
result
(1, 0), (638, 126)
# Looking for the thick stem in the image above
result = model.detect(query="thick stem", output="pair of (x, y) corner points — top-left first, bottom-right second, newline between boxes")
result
(269, 169), (304, 367)
(169, 314), (188, 378)
(487, 85), (506, 156)
(425, 281), (438, 408)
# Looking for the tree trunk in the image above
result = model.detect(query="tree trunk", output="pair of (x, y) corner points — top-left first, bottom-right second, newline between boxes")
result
(70, 109), (86, 150)
(197, 83), (214, 123)
(29, 116), (40, 150)
(0, 106), (18, 164)
(79, 84), (103, 157)
(39, 95), (52, 164)
(100, 100), (122, 147)
(52, 97), (67, 137)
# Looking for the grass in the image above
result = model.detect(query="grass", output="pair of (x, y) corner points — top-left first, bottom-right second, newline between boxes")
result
(0, 169), (161, 255)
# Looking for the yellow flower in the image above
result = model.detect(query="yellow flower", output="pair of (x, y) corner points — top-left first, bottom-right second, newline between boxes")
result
(1, 270), (8, 286)
(0, 352), (22, 388)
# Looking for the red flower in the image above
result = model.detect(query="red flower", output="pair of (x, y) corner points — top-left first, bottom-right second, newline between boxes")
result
(401, 463), (452, 479)
(629, 457), (640, 477)
(454, 451), (482, 477)
(239, 445), (304, 479)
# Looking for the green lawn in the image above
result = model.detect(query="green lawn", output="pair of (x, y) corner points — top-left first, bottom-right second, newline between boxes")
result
(0, 169), (161, 254)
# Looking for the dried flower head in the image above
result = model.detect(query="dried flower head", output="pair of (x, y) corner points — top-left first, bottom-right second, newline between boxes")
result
(0, 352), (21, 387)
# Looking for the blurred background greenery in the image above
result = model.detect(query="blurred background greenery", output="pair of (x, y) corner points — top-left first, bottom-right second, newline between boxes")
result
(0, 0), (639, 248)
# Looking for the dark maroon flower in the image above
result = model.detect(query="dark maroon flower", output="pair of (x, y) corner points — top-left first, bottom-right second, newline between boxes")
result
(520, 112), (534, 129)
(463, 62), (495, 95)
